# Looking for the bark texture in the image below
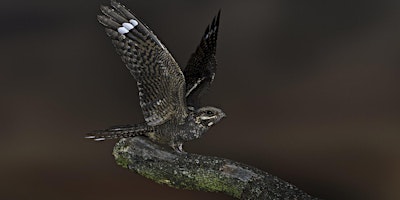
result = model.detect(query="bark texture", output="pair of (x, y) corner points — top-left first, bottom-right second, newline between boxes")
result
(113, 137), (320, 200)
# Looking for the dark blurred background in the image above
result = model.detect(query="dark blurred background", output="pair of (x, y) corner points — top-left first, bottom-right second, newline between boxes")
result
(1, 0), (399, 199)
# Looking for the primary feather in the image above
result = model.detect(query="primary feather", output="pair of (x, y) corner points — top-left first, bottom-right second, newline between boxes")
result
(98, 0), (187, 126)
(184, 10), (221, 107)
(87, 0), (225, 152)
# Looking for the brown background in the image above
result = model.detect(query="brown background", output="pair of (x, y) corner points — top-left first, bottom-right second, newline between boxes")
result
(1, 0), (399, 199)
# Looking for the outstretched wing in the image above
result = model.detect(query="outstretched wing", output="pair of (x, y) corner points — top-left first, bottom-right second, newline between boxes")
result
(183, 10), (220, 107)
(98, 0), (187, 126)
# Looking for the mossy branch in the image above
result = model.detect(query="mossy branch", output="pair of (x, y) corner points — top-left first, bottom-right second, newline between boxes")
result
(113, 137), (320, 200)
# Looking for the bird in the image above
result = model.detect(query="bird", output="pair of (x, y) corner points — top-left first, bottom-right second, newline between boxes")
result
(86, 0), (225, 152)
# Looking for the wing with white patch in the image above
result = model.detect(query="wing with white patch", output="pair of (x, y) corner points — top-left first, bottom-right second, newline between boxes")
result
(98, 0), (188, 126)
(183, 10), (220, 107)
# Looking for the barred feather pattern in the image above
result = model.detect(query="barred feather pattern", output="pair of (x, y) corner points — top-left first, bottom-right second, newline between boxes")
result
(85, 124), (152, 141)
(98, 0), (188, 126)
(184, 10), (220, 107)
(87, 1), (226, 151)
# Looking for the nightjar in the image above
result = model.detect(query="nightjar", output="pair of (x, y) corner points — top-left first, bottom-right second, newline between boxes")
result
(86, 0), (225, 152)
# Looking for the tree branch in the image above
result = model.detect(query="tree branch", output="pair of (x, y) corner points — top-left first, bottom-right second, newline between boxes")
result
(113, 137), (320, 200)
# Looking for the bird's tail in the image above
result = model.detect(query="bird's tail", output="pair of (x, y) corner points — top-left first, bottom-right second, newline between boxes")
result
(85, 123), (151, 141)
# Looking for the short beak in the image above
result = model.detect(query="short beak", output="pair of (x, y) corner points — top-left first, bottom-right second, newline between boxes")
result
(220, 111), (227, 118)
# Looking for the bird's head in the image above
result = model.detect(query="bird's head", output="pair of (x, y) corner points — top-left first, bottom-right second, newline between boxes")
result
(193, 106), (226, 128)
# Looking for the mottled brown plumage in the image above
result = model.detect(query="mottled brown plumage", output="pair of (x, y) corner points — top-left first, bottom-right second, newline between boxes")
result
(184, 10), (220, 107)
(86, 0), (225, 152)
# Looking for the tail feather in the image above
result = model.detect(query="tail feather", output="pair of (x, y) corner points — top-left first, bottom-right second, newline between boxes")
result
(85, 124), (150, 141)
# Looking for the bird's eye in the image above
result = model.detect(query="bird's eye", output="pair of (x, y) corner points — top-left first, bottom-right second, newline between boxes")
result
(206, 110), (213, 115)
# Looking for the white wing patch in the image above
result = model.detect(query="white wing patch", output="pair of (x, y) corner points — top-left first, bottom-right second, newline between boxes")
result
(117, 27), (129, 34)
(122, 22), (134, 30)
(117, 19), (138, 35)
(129, 19), (138, 26)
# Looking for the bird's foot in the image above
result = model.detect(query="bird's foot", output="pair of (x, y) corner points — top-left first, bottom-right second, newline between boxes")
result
(172, 143), (186, 154)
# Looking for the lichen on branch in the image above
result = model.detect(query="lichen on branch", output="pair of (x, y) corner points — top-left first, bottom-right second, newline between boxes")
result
(113, 137), (319, 200)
